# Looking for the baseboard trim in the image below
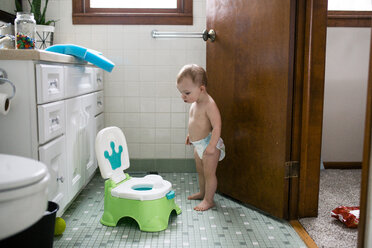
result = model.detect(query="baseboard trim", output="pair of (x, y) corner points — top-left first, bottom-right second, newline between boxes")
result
(127, 159), (196, 173)
(290, 220), (318, 248)
(323, 161), (362, 169)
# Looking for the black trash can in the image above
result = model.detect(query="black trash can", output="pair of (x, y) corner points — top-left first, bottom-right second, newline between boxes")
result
(0, 201), (59, 248)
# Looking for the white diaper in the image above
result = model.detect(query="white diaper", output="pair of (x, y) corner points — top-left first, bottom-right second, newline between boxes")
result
(191, 133), (225, 161)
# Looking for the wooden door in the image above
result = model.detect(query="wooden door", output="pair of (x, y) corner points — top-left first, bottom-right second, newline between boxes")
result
(358, 20), (372, 248)
(206, 0), (297, 218)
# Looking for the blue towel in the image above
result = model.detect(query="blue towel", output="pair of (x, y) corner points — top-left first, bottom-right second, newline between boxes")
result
(45, 44), (115, 72)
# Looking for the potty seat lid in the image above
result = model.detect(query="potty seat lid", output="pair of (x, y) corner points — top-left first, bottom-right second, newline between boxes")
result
(0, 154), (48, 191)
(95, 127), (130, 183)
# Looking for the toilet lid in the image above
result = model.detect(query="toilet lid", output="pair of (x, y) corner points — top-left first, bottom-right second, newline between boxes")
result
(0, 154), (48, 191)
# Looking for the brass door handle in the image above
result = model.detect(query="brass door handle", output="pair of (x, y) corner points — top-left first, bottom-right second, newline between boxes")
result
(202, 29), (216, 42)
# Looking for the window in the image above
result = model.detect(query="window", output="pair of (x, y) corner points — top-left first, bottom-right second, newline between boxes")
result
(327, 0), (372, 27)
(328, 0), (372, 11)
(72, 0), (192, 25)
(90, 0), (177, 9)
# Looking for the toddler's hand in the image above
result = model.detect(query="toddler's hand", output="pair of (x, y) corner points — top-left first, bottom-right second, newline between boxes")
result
(185, 135), (191, 145)
(204, 144), (216, 156)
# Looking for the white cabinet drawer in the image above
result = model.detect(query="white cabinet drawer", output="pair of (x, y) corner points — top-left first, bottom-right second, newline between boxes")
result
(36, 64), (65, 104)
(94, 68), (104, 90)
(64, 65), (95, 98)
(38, 101), (65, 144)
(95, 91), (104, 116)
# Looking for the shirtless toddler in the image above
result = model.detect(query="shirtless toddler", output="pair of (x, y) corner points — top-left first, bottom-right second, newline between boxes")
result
(176, 64), (225, 211)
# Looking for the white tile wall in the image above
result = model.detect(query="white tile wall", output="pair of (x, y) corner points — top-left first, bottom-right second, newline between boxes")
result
(51, 0), (206, 159)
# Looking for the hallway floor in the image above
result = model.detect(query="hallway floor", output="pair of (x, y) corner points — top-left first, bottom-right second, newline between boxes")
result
(54, 172), (305, 248)
(300, 169), (361, 248)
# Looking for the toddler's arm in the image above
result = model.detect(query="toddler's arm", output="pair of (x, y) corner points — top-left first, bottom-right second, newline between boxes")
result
(205, 101), (221, 154)
(185, 134), (191, 145)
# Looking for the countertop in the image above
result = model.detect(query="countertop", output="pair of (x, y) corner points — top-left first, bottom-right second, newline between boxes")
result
(0, 49), (87, 64)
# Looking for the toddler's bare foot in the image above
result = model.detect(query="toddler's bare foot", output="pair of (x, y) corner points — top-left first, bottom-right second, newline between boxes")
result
(187, 192), (204, 200)
(194, 200), (215, 211)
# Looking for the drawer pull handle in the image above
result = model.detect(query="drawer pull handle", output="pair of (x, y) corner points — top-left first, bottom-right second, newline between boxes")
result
(97, 77), (102, 83)
(48, 79), (59, 90)
(57, 176), (64, 183)
(51, 117), (60, 125)
(97, 100), (102, 106)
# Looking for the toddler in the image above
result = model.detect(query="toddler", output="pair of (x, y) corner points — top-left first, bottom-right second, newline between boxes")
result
(176, 64), (225, 211)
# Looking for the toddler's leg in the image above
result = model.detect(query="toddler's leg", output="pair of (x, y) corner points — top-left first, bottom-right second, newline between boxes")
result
(194, 149), (220, 211)
(188, 148), (205, 200)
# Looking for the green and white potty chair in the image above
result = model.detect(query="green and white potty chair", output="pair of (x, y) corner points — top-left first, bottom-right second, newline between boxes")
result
(95, 126), (181, 232)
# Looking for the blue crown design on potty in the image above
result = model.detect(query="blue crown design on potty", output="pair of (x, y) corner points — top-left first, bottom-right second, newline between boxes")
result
(104, 142), (123, 170)
(95, 126), (181, 232)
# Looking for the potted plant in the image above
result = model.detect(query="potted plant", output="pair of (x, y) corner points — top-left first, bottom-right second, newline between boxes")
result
(26, 0), (57, 49)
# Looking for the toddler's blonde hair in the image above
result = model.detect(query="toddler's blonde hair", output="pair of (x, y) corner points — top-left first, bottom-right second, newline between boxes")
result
(177, 64), (208, 87)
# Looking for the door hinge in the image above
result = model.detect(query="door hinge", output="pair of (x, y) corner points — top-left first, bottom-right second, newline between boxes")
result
(285, 161), (299, 179)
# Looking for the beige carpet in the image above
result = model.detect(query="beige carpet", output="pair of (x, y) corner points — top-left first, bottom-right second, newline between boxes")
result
(299, 169), (361, 248)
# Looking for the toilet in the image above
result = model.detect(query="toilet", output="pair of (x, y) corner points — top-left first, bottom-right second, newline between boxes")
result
(0, 154), (50, 240)
(95, 126), (181, 232)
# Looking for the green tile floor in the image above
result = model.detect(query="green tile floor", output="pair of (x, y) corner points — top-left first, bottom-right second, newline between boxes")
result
(54, 172), (306, 248)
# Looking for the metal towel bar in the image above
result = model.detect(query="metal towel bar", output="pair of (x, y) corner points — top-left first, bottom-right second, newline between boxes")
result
(151, 29), (216, 42)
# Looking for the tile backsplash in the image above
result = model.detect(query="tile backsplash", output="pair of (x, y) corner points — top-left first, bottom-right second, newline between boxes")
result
(50, 0), (206, 159)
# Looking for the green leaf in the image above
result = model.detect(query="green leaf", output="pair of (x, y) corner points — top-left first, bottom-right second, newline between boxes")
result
(45, 20), (56, 26)
(26, 0), (56, 25)
(33, 0), (41, 19)
(40, 0), (49, 25)
(15, 0), (23, 12)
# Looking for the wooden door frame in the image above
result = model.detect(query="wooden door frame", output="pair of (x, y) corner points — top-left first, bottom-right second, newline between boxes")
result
(357, 19), (372, 248)
(296, 1), (371, 246)
(293, 0), (328, 218)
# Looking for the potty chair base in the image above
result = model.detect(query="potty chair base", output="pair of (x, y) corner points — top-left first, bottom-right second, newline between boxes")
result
(101, 176), (181, 232)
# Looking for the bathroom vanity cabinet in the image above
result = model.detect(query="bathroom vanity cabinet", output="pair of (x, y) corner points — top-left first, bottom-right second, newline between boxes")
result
(0, 50), (104, 215)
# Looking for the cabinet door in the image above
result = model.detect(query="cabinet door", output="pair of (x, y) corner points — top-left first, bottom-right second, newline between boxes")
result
(95, 112), (104, 134)
(65, 97), (85, 200)
(39, 135), (67, 214)
(95, 113), (104, 173)
(81, 93), (97, 181)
